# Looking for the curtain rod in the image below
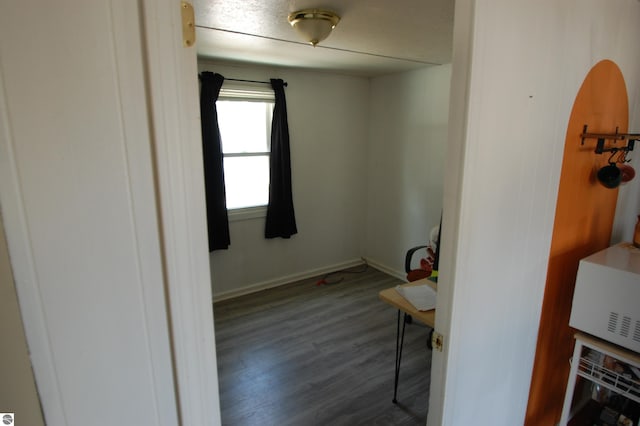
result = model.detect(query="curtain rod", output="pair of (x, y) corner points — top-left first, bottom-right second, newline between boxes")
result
(198, 73), (288, 87)
(225, 77), (288, 87)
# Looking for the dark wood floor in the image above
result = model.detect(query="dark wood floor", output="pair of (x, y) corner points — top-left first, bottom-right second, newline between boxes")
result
(213, 266), (432, 426)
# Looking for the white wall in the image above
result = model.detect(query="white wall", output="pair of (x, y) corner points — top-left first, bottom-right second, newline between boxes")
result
(365, 65), (451, 276)
(199, 61), (370, 299)
(199, 61), (453, 297)
(0, 2), (179, 425)
(434, 1), (640, 425)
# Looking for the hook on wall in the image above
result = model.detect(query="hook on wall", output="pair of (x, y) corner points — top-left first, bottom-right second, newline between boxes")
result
(581, 125), (639, 188)
(581, 124), (639, 161)
(596, 138), (635, 157)
(580, 124), (640, 154)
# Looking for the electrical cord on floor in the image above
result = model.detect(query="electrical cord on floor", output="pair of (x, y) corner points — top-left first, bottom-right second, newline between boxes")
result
(315, 259), (369, 286)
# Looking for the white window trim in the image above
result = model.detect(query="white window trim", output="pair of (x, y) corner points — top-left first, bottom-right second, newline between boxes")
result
(219, 81), (274, 216)
(228, 205), (268, 221)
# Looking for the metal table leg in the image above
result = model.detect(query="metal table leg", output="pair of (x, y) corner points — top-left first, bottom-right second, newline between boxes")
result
(392, 310), (408, 404)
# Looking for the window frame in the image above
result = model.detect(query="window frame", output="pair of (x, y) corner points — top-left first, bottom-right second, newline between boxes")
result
(217, 82), (275, 218)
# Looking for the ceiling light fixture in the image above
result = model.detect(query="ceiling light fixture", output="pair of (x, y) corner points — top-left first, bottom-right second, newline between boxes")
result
(287, 9), (340, 47)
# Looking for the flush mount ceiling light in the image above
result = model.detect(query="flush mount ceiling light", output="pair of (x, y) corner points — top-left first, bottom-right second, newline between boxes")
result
(287, 9), (340, 47)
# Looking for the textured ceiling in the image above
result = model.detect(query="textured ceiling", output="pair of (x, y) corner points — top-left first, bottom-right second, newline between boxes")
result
(193, 0), (454, 77)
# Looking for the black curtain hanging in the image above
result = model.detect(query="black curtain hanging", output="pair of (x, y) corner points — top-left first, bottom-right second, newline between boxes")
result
(265, 78), (298, 239)
(199, 72), (230, 251)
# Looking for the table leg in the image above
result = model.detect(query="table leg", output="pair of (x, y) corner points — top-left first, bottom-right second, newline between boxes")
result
(393, 310), (407, 404)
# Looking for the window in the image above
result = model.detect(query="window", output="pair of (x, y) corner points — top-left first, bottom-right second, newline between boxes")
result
(217, 84), (274, 212)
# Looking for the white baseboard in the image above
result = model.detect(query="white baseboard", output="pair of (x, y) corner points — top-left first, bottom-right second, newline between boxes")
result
(212, 258), (366, 302)
(362, 257), (405, 281)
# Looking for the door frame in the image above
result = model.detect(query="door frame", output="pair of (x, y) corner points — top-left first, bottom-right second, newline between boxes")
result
(426, 0), (472, 424)
(141, 1), (221, 424)
(141, 1), (468, 425)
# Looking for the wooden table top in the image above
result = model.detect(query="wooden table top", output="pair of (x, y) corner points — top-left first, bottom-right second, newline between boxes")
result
(378, 278), (437, 328)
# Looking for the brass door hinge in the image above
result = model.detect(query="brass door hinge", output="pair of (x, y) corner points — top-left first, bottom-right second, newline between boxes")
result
(181, 1), (195, 47)
(432, 331), (444, 352)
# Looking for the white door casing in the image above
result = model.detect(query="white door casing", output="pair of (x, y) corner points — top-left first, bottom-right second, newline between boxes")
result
(426, 0), (473, 424)
(140, 0), (222, 424)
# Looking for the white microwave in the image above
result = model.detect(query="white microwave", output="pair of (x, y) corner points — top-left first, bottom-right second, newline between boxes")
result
(569, 243), (640, 353)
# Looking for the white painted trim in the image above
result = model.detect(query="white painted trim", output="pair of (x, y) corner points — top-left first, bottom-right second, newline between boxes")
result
(362, 257), (405, 282)
(427, 0), (473, 425)
(213, 258), (367, 302)
(140, 1), (221, 425)
(228, 206), (267, 221)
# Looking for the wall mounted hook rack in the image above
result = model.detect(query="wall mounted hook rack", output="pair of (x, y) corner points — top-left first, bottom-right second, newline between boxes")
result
(580, 124), (640, 155)
(594, 138), (634, 155)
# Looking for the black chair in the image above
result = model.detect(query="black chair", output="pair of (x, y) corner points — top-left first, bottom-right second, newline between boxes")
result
(404, 244), (433, 282)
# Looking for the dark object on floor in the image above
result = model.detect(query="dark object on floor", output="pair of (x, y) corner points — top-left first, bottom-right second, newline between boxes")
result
(315, 260), (369, 285)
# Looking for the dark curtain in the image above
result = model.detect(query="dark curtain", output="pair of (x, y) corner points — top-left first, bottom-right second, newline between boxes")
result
(265, 78), (298, 239)
(199, 72), (230, 251)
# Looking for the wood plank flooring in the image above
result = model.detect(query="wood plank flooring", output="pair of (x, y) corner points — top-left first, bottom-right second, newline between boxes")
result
(213, 266), (432, 426)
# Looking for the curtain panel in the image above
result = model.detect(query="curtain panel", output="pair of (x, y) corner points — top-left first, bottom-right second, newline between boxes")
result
(265, 78), (298, 238)
(199, 72), (230, 251)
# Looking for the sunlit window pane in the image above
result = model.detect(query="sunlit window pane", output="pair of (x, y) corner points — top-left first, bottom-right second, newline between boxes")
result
(215, 93), (273, 212)
(217, 100), (273, 153)
(223, 156), (269, 209)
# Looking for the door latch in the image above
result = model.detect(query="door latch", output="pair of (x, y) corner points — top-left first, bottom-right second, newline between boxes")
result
(431, 331), (444, 352)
